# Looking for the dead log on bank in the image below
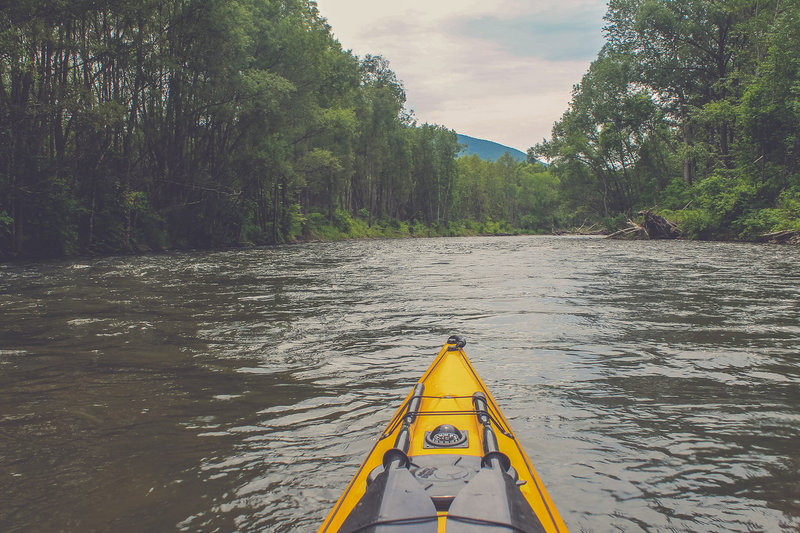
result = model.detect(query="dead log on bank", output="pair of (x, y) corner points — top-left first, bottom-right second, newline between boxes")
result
(606, 211), (680, 240)
(757, 230), (800, 244)
(606, 220), (647, 239)
(639, 210), (681, 239)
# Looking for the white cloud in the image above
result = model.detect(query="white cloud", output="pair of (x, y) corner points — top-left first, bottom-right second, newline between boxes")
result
(315, 0), (606, 151)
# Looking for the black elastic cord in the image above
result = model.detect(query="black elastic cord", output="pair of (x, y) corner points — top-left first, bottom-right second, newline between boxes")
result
(341, 515), (438, 533)
(380, 406), (514, 440)
(343, 513), (530, 533)
(446, 514), (532, 532)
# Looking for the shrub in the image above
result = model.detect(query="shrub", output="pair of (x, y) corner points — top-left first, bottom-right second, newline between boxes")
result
(661, 208), (718, 240)
(333, 208), (353, 232)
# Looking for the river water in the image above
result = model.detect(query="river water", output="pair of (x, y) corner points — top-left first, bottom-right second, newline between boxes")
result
(1, 236), (799, 532)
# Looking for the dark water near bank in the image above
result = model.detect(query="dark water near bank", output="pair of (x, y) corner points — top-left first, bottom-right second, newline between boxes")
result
(1, 236), (799, 532)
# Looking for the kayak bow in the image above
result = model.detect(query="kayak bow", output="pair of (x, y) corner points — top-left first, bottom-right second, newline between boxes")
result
(319, 336), (568, 533)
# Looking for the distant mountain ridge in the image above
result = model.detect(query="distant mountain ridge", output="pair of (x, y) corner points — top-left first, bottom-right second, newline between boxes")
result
(457, 133), (527, 162)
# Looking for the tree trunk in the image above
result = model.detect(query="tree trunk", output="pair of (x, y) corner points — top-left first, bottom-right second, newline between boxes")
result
(12, 179), (23, 255)
(272, 181), (279, 243)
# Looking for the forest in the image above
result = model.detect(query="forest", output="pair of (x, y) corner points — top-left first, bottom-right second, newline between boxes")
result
(536, 0), (800, 240)
(2, 0), (799, 258)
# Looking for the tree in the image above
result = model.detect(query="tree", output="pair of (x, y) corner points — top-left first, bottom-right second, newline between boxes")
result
(535, 50), (672, 218)
(737, 1), (800, 196)
(605, 0), (759, 183)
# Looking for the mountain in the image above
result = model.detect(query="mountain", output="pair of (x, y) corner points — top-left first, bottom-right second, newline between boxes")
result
(456, 133), (527, 162)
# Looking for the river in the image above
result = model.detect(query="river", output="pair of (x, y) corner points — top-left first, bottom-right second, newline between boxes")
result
(1, 236), (799, 532)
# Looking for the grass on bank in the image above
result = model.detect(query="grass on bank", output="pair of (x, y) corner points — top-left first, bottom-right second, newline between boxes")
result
(297, 209), (538, 242)
(294, 202), (800, 244)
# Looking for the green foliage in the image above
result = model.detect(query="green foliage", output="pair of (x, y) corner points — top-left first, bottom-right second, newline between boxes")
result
(0, 211), (11, 238)
(661, 208), (718, 240)
(735, 190), (800, 237)
(333, 208), (354, 233)
(26, 177), (81, 257)
(303, 211), (344, 241)
(1, 0), (493, 257)
(693, 171), (757, 225)
(659, 178), (692, 211)
(535, 51), (674, 218)
(452, 156), (560, 232)
(302, 209), (416, 241)
(481, 219), (507, 235)
(539, 0), (800, 240)
(129, 194), (168, 251)
(778, 190), (800, 224)
(602, 213), (630, 233)
(4, 0), (798, 256)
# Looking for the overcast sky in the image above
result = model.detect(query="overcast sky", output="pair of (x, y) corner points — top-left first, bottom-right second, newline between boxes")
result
(314, 0), (608, 152)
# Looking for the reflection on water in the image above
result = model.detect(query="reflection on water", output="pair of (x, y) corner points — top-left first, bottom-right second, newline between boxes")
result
(1, 237), (799, 532)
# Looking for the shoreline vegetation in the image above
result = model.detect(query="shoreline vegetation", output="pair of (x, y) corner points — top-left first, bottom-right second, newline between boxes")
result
(295, 213), (800, 246)
(297, 209), (798, 245)
(2, 212), (797, 263)
(2, 0), (799, 260)
(111, 215), (800, 254)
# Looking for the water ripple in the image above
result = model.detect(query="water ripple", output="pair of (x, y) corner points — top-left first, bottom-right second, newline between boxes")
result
(1, 237), (799, 532)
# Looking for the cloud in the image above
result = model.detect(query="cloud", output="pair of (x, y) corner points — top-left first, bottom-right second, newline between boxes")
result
(315, 0), (607, 151)
(457, 11), (606, 62)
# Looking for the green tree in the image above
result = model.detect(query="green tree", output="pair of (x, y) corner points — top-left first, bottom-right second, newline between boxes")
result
(605, 0), (761, 184)
(535, 51), (672, 219)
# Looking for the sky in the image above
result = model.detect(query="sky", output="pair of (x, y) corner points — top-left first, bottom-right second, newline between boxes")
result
(314, 0), (609, 153)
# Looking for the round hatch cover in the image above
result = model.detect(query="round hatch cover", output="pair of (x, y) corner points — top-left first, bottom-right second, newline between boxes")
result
(425, 424), (468, 448)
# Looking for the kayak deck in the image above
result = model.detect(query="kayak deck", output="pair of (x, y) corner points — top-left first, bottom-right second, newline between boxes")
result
(319, 336), (567, 532)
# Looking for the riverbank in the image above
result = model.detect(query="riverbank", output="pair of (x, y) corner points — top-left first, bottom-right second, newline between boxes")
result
(4, 213), (799, 262)
(297, 214), (539, 243)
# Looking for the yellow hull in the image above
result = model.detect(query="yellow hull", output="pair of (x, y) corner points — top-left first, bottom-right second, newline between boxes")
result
(319, 336), (568, 532)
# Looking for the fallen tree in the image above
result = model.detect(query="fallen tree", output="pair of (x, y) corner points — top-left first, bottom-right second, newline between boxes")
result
(606, 211), (680, 240)
(757, 230), (800, 244)
(606, 220), (647, 239)
(640, 210), (681, 239)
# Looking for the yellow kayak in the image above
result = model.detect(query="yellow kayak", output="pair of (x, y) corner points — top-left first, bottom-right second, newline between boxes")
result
(319, 336), (568, 532)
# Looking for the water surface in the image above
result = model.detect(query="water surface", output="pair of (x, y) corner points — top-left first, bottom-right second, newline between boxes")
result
(1, 236), (799, 532)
